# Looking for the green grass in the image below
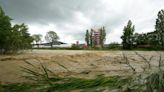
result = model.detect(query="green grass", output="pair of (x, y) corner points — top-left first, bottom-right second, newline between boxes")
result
(46, 76), (128, 91)
(0, 76), (129, 92)
(0, 83), (34, 92)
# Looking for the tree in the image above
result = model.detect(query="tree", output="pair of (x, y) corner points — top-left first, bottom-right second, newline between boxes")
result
(121, 20), (135, 49)
(147, 31), (159, 48)
(85, 29), (90, 47)
(45, 31), (59, 48)
(10, 24), (33, 51)
(133, 31), (160, 49)
(32, 34), (42, 48)
(100, 27), (106, 48)
(155, 9), (164, 49)
(133, 33), (148, 45)
(0, 6), (12, 53)
(0, 6), (33, 54)
(90, 29), (94, 47)
(18, 24), (33, 49)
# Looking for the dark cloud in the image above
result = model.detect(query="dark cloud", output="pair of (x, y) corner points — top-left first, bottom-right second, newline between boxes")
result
(1, 0), (74, 24)
(0, 0), (100, 24)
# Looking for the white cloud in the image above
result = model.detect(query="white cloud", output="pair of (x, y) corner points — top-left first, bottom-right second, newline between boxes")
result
(73, 11), (92, 26)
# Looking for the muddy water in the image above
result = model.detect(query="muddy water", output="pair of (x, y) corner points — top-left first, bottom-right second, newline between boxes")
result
(0, 50), (163, 83)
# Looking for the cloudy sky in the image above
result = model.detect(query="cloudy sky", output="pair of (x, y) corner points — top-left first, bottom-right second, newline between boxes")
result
(0, 0), (164, 44)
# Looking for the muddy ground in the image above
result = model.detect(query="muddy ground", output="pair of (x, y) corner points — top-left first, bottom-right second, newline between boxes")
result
(0, 50), (164, 84)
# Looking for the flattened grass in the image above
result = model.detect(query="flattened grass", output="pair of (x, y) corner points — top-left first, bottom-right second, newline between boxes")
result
(0, 76), (128, 92)
(0, 60), (129, 92)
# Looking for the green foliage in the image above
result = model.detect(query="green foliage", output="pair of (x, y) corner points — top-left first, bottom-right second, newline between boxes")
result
(0, 7), (33, 54)
(133, 32), (159, 49)
(121, 20), (135, 49)
(133, 33), (148, 45)
(0, 7), (12, 54)
(90, 29), (94, 48)
(155, 9), (164, 49)
(0, 76), (127, 92)
(100, 27), (106, 48)
(2, 83), (34, 92)
(108, 42), (121, 49)
(85, 29), (90, 47)
(124, 10), (164, 50)
(70, 44), (81, 50)
(13, 24), (33, 50)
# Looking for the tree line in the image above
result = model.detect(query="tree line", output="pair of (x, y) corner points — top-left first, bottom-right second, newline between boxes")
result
(84, 9), (164, 50)
(121, 9), (164, 50)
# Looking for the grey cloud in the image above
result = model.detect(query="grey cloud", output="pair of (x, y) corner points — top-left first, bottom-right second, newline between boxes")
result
(0, 0), (164, 43)
(0, 0), (100, 24)
(1, 0), (74, 24)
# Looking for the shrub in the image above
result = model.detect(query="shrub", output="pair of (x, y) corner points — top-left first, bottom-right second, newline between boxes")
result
(70, 44), (82, 50)
(108, 42), (121, 49)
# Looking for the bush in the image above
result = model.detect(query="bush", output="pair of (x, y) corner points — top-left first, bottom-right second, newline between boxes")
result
(70, 44), (82, 50)
(108, 42), (121, 49)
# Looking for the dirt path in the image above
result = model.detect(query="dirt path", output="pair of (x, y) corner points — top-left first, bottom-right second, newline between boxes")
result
(0, 50), (163, 84)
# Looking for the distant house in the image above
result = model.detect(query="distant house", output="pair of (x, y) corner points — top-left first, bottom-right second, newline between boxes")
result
(32, 41), (71, 48)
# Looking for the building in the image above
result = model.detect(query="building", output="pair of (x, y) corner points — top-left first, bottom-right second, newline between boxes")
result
(32, 41), (71, 48)
(91, 28), (101, 47)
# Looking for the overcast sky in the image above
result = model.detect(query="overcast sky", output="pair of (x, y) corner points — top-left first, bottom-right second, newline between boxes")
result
(0, 0), (164, 44)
